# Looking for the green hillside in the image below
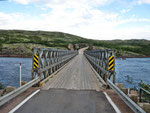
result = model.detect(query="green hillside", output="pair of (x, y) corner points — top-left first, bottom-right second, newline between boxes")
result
(91, 39), (150, 57)
(0, 30), (150, 57)
(0, 30), (86, 56)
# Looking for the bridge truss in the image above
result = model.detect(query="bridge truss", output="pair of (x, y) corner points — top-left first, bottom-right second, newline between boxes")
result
(32, 48), (78, 80)
(84, 49), (116, 83)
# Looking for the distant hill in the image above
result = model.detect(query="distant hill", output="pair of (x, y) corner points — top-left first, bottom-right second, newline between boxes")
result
(0, 30), (150, 57)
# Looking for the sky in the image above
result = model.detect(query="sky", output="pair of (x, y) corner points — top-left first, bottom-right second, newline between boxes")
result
(0, 0), (150, 40)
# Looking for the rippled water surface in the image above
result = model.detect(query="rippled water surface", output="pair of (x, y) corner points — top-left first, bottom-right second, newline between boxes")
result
(116, 58), (150, 88)
(0, 57), (32, 87)
(0, 57), (150, 88)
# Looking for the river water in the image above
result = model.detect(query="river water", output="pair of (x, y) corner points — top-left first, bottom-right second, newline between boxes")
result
(0, 57), (149, 88)
(0, 57), (32, 87)
(116, 58), (150, 88)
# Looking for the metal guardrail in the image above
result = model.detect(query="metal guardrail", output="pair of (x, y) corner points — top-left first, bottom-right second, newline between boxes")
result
(139, 87), (150, 102)
(107, 79), (146, 113)
(140, 88), (150, 95)
(0, 77), (40, 107)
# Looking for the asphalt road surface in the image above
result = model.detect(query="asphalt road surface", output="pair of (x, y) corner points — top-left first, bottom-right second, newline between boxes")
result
(15, 89), (116, 113)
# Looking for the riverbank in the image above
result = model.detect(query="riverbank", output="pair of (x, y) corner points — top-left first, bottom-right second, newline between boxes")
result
(0, 54), (150, 58)
(116, 56), (150, 58)
(0, 55), (32, 58)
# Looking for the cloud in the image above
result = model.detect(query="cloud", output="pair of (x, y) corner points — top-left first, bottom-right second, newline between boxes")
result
(0, 12), (12, 26)
(12, 0), (31, 5)
(138, 0), (150, 4)
(1, 9), (149, 40)
(120, 9), (130, 13)
(11, 0), (111, 6)
(1, 0), (150, 40)
(116, 18), (150, 25)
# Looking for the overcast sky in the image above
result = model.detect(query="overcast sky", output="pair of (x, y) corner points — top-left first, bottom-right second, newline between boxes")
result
(0, 0), (150, 40)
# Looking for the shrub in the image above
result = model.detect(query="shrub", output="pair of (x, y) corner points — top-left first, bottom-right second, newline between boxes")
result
(0, 83), (5, 89)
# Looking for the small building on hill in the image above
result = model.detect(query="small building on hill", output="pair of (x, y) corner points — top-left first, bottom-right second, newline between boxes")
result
(68, 43), (74, 50)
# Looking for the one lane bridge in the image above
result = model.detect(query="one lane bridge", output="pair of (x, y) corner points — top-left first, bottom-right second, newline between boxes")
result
(13, 48), (117, 113)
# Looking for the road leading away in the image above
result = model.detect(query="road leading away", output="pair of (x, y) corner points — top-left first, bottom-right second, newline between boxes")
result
(13, 48), (117, 113)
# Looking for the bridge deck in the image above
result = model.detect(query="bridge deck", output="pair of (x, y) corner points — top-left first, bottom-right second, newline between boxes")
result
(11, 49), (119, 113)
(42, 51), (103, 91)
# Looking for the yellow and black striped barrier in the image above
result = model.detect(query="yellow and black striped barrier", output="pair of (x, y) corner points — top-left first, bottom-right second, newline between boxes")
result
(108, 56), (115, 71)
(34, 54), (39, 69)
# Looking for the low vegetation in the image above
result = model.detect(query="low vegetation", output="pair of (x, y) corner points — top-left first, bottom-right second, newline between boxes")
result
(0, 30), (150, 57)
(125, 75), (150, 102)
(0, 83), (4, 89)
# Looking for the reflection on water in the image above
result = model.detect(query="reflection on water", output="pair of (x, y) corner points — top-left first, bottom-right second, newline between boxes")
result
(0, 57), (150, 88)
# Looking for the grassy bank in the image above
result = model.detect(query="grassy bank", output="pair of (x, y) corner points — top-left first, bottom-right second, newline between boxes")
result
(0, 30), (150, 57)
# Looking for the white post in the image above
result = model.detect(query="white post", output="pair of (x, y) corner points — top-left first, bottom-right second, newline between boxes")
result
(20, 63), (22, 87)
